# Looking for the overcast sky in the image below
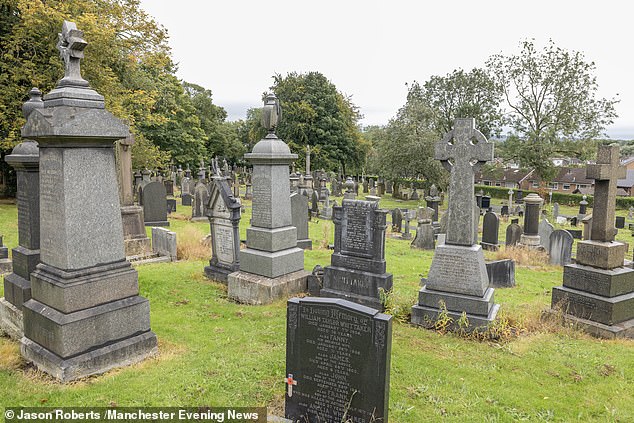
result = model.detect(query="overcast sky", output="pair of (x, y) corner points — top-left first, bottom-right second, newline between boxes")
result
(139, 0), (634, 139)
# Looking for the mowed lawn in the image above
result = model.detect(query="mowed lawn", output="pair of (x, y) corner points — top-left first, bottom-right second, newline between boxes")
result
(0, 196), (633, 422)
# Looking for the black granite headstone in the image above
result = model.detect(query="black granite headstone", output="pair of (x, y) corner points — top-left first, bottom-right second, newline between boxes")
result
(142, 181), (169, 226)
(481, 195), (491, 210)
(616, 216), (625, 229)
(285, 297), (391, 423)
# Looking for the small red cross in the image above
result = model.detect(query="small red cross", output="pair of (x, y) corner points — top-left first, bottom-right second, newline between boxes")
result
(285, 374), (298, 397)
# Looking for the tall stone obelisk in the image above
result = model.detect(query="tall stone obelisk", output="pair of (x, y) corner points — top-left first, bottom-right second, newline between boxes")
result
(228, 94), (309, 304)
(20, 21), (157, 381)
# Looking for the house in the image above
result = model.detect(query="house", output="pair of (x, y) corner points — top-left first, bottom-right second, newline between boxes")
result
(622, 157), (634, 172)
(526, 167), (594, 193)
(617, 169), (634, 196)
(474, 168), (534, 190)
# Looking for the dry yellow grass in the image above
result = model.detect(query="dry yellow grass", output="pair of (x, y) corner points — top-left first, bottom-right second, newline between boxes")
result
(176, 226), (210, 261)
(492, 246), (555, 269)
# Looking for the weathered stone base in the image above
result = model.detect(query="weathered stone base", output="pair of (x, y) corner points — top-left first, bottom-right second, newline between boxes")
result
(124, 237), (152, 258)
(0, 298), (23, 340)
(121, 205), (151, 257)
(576, 240), (626, 270)
(0, 258), (12, 274)
(486, 259), (516, 288)
(204, 263), (238, 285)
(551, 285), (634, 326)
(21, 331), (158, 383)
(240, 247), (305, 279)
(480, 242), (500, 252)
(191, 216), (207, 222)
(227, 270), (309, 305)
(144, 220), (169, 227)
(3, 272), (31, 310)
(544, 309), (634, 339)
(412, 286), (499, 331)
(426, 244), (489, 297)
(297, 239), (313, 250)
(321, 266), (393, 311)
(519, 234), (541, 249)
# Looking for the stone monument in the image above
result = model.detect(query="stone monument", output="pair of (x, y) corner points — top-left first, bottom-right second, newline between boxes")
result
(285, 297), (391, 423)
(204, 160), (242, 284)
(19, 21), (157, 381)
(321, 199), (393, 310)
(519, 193), (543, 248)
(412, 118), (499, 330)
(290, 192), (312, 250)
(1, 89), (42, 339)
(228, 94), (309, 304)
(551, 144), (634, 338)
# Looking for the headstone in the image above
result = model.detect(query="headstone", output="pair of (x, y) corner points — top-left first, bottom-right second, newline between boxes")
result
(410, 184), (420, 200)
(412, 118), (499, 331)
(570, 216), (578, 226)
(385, 180), (393, 194)
(181, 167), (193, 206)
(506, 223), (523, 247)
(204, 169), (242, 283)
(480, 210), (500, 251)
(549, 230), (573, 266)
(553, 202), (560, 220)
(538, 218), (555, 253)
(616, 216), (625, 229)
(151, 227), (177, 261)
(191, 179), (210, 222)
(19, 22), (157, 381)
(486, 259), (516, 288)
(628, 206), (634, 220)
(551, 144), (634, 338)
(507, 189), (514, 211)
(1, 90), (42, 339)
(411, 207), (435, 250)
(228, 94), (309, 304)
(322, 200), (393, 310)
(578, 195), (588, 220)
(425, 184), (441, 222)
(476, 189), (484, 208)
(516, 189), (524, 203)
(311, 190), (319, 215)
(291, 192), (312, 250)
(481, 195), (491, 210)
(343, 177), (355, 200)
(519, 193), (543, 248)
(582, 214), (593, 240)
(391, 208), (403, 233)
(568, 229), (582, 239)
(141, 181), (169, 226)
(285, 297), (391, 423)
(401, 209), (413, 240)
(501, 204), (509, 216)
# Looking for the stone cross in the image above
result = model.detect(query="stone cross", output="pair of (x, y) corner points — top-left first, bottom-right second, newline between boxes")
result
(285, 374), (298, 397)
(56, 21), (88, 86)
(435, 118), (493, 246)
(586, 144), (626, 242)
(305, 145), (311, 175)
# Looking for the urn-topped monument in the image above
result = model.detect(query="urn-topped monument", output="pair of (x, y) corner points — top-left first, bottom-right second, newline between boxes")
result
(19, 21), (157, 381)
(227, 94), (309, 304)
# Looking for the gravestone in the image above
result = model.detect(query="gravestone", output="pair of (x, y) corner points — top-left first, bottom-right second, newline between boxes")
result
(343, 177), (356, 200)
(486, 259), (516, 288)
(116, 134), (151, 257)
(553, 203), (560, 220)
(538, 219), (555, 253)
(291, 192), (312, 250)
(311, 190), (319, 215)
(552, 144), (634, 338)
(582, 214), (593, 240)
(285, 297), (391, 423)
(476, 189), (483, 208)
(480, 210), (500, 251)
(385, 180), (393, 194)
(549, 230), (573, 266)
(410, 184), (420, 200)
(19, 21), (157, 381)
(508, 189), (514, 212)
(412, 118), (499, 330)
(401, 209), (414, 240)
(391, 208), (403, 233)
(1, 90), (41, 339)
(411, 207), (435, 250)
(519, 193), (543, 248)
(191, 178), (210, 222)
(228, 94), (308, 304)
(142, 181), (169, 226)
(505, 223), (523, 246)
(204, 167), (242, 283)
(322, 200), (393, 310)
(578, 195), (588, 220)
(152, 227), (177, 261)
(425, 184), (441, 222)
(628, 206), (634, 220)
(501, 204), (509, 216)
(568, 229), (582, 239)
(481, 195), (491, 211)
(616, 216), (625, 229)
(181, 167), (193, 206)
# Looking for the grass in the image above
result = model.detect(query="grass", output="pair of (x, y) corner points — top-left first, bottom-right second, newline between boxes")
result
(1, 194), (634, 422)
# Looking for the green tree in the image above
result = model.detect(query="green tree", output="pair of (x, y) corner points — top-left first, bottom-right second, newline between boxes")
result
(419, 68), (505, 138)
(486, 39), (619, 178)
(271, 71), (366, 174)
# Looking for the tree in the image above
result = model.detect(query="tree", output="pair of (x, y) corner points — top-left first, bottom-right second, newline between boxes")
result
(486, 39), (619, 178)
(271, 72), (366, 174)
(419, 68), (505, 139)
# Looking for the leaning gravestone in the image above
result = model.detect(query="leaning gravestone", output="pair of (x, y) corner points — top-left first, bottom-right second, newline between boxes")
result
(285, 297), (391, 423)
(322, 200), (392, 310)
(191, 179), (210, 222)
(549, 229), (573, 266)
(204, 168), (241, 283)
(1, 91), (41, 339)
(142, 181), (169, 226)
(412, 118), (499, 330)
(411, 207), (435, 250)
(551, 144), (634, 338)
(19, 21), (157, 381)
(538, 218), (555, 253)
(506, 222), (523, 247)
(480, 210), (500, 251)
(291, 192), (312, 250)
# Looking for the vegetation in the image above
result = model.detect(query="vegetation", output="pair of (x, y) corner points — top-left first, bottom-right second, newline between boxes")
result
(1, 194), (634, 421)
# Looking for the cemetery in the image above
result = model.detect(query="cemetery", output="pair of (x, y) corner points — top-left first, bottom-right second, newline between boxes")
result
(1, 4), (634, 423)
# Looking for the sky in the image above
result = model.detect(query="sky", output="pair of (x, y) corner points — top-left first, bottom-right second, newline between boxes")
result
(139, 0), (634, 139)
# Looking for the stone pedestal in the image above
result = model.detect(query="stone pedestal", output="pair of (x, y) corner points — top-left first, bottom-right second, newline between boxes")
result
(520, 193), (544, 249)
(228, 95), (309, 304)
(18, 22), (157, 381)
(121, 205), (151, 256)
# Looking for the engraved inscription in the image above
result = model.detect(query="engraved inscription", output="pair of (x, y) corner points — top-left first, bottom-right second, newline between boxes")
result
(212, 223), (234, 264)
(39, 151), (65, 267)
(252, 176), (272, 226)
(429, 251), (474, 290)
(341, 202), (372, 256)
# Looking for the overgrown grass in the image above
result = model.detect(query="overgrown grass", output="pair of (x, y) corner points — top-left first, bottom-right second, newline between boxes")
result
(1, 199), (633, 421)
